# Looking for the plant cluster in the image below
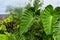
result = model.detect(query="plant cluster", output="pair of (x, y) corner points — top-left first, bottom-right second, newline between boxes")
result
(0, 0), (60, 40)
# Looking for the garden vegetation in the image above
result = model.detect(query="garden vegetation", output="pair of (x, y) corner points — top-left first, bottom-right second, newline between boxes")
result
(0, 0), (60, 40)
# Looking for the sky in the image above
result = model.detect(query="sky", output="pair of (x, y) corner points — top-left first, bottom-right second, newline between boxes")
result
(0, 0), (28, 14)
(43, 0), (60, 8)
(0, 0), (60, 14)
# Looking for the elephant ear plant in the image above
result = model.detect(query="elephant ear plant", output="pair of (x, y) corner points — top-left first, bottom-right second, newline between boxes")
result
(20, 0), (42, 40)
(0, 0), (60, 40)
(41, 5), (60, 40)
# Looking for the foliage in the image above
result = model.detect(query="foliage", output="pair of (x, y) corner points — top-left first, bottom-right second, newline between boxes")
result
(0, 0), (60, 40)
(0, 34), (8, 40)
(41, 5), (60, 40)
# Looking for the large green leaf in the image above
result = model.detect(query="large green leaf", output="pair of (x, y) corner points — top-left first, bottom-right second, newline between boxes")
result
(20, 9), (35, 35)
(41, 5), (60, 35)
(41, 5), (53, 35)
(41, 5), (60, 40)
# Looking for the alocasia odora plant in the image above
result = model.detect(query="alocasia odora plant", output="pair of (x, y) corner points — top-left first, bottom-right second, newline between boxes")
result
(41, 5), (60, 40)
